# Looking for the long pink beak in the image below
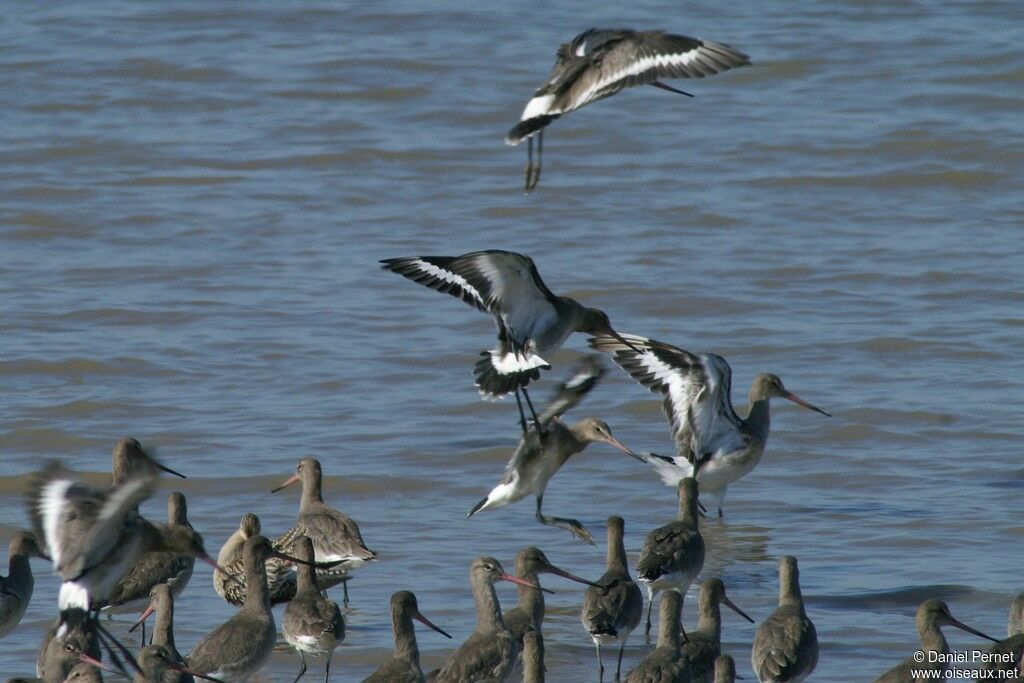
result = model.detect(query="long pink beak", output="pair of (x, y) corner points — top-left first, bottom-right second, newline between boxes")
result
(199, 554), (240, 586)
(782, 390), (831, 417)
(415, 612), (453, 639)
(76, 652), (123, 675)
(949, 615), (999, 643)
(604, 434), (641, 459)
(270, 472), (300, 493)
(129, 603), (155, 633)
(500, 572), (555, 594)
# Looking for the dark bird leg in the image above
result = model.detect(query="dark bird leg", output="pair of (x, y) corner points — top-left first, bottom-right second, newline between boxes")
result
(616, 639), (627, 681)
(644, 593), (655, 637)
(525, 131), (543, 192)
(325, 653), (332, 683)
(520, 387), (544, 434)
(293, 650), (307, 683)
(649, 81), (695, 97)
(535, 494), (594, 544)
(513, 389), (530, 435)
(93, 613), (142, 675)
(342, 578), (350, 608)
(596, 641), (604, 682)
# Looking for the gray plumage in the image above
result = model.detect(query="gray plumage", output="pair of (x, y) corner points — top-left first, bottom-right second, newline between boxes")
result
(977, 593), (1024, 679)
(282, 535), (346, 683)
(503, 546), (597, 647)
(624, 590), (690, 683)
(636, 478), (705, 637)
(681, 579), (753, 683)
(35, 612), (101, 682)
(213, 513), (294, 607)
(145, 583), (192, 683)
(522, 630), (545, 683)
(0, 532), (47, 639)
(751, 557), (817, 683)
(581, 516), (643, 683)
(362, 591), (451, 683)
(713, 655), (735, 683)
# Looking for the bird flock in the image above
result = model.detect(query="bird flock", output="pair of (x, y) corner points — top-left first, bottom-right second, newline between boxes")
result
(2, 23), (1021, 683)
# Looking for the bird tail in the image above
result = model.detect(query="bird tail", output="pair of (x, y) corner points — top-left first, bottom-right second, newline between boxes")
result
(505, 115), (557, 146)
(632, 451), (692, 488)
(474, 349), (549, 399)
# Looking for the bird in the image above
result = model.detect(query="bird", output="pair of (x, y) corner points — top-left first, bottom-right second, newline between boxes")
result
(503, 546), (600, 647)
(0, 531), (48, 639)
(751, 556), (817, 683)
(34, 611), (101, 683)
(362, 591), (451, 683)
(134, 644), (221, 683)
(282, 535), (346, 683)
(637, 477), (704, 638)
(271, 457), (376, 606)
(522, 630), (545, 683)
(468, 355), (639, 543)
(977, 593), (1024, 680)
(581, 516), (644, 683)
(590, 332), (830, 516)
(681, 579), (754, 683)
(713, 655), (735, 683)
(186, 534), (325, 682)
(873, 599), (998, 682)
(213, 513), (294, 607)
(102, 492), (196, 627)
(432, 556), (547, 683)
(129, 583), (189, 683)
(624, 590), (689, 683)
(507, 28), (750, 191)
(26, 460), (220, 673)
(109, 437), (186, 488)
(381, 251), (638, 433)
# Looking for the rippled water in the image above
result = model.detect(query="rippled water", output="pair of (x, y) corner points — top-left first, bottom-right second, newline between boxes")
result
(1, 1), (1022, 680)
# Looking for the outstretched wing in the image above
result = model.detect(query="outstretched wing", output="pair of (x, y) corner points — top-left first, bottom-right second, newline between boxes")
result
(536, 353), (605, 425)
(590, 333), (743, 463)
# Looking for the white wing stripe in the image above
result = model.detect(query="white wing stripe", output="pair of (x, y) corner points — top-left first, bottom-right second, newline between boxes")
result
(491, 348), (549, 374)
(580, 50), (702, 104)
(39, 479), (73, 566)
(412, 259), (486, 308)
(520, 93), (556, 120)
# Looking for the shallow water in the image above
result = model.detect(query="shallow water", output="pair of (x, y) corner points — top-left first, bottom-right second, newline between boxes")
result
(1, 1), (1022, 680)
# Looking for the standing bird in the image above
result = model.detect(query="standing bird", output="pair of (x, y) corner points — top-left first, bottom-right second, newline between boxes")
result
(681, 579), (754, 683)
(977, 592), (1024, 680)
(581, 516), (644, 683)
(507, 28), (750, 191)
(873, 599), (998, 683)
(433, 557), (547, 683)
(135, 644), (220, 683)
(381, 251), (638, 433)
(468, 356), (639, 543)
(109, 437), (186, 488)
(624, 590), (689, 683)
(751, 557), (817, 683)
(522, 630), (545, 683)
(103, 492), (196, 626)
(503, 546), (600, 646)
(271, 457), (376, 606)
(0, 531), (48, 639)
(213, 513), (294, 607)
(26, 460), (220, 672)
(186, 535), (329, 682)
(130, 584), (189, 683)
(362, 591), (451, 683)
(591, 333), (830, 516)
(282, 536), (346, 683)
(35, 612), (101, 682)
(637, 478), (705, 638)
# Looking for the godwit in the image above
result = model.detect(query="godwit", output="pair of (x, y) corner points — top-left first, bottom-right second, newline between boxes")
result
(637, 477), (704, 637)
(873, 599), (998, 683)
(507, 28), (749, 191)
(0, 531), (48, 639)
(35, 611), (101, 682)
(362, 591), (452, 683)
(271, 457), (375, 606)
(751, 556), (817, 683)
(581, 516), (644, 683)
(433, 556), (547, 683)
(503, 546), (600, 646)
(110, 437), (186, 487)
(186, 534), (327, 682)
(26, 461), (220, 673)
(623, 590), (688, 683)
(681, 579), (753, 683)
(103, 492), (196, 628)
(381, 251), (638, 433)
(978, 593), (1024, 680)
(714, 655), (735, 683)
(282, 536), (346, 683)
(135, 644), (222, 683)
(213, 513), (294, 607)
(468, 356), (638, 544)
(590, 333), (830, 516)
(522, 630), (545, 683)
(62, 662), (104, 682)
(129, 584), (188, 683)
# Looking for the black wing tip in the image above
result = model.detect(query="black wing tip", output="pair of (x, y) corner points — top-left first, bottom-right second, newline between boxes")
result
(467, 497), (488, 518)
(506, 116), (557, 146)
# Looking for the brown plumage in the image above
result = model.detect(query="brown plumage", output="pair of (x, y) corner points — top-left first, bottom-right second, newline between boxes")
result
(503, 546), (598, 647)
(213, 512), (294, 606)
(624, 590), (690, 683)
(362, 591), (451, 683)
(680, 579), (753, 683)
(0, 531), (47, 640)
(581, 516), (643, 682)
(522, 630), (545, 683)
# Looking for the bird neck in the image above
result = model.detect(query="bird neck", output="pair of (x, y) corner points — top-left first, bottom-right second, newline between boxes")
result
(695, 598), (722, 645)
(606, 529), (629, 575)
(152, 598), (176, 653)
(243, 560), (271, 612)
(393, 611), (420, 664)
(299, 478), (324, 511)
(473, 579), (506, 633)
(514, 569), (545, 630)
(677, 493), (699, 526)
(919, 617), (950, 658)
(779, 573), (804, 609)
(295, 559), (319, 595)
(745, 394), (771, 442)
(5, 552), (33, 597)
(657, 607), (682, 651)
